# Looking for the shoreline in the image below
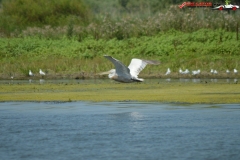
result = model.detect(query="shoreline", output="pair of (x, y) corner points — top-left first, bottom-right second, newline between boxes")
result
(0, 72), (239, 80)
(0, 81), (239, 103)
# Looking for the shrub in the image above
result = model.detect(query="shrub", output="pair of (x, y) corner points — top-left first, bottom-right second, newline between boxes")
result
(0, 0), (91, 35)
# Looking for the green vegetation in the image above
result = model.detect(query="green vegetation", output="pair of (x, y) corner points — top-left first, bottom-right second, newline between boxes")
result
(0, 29), (239, 79)
(0, 0), (91, 35)
(0, 82), (239, 103)
(0, 0), (239, 79)
(1, 0), (239, 38)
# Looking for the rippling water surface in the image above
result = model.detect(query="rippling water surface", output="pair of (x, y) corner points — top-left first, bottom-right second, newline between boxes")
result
(0, 102), (240, 160)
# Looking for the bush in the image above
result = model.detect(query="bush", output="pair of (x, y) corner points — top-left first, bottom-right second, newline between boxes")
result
(0, 0), (91, 35)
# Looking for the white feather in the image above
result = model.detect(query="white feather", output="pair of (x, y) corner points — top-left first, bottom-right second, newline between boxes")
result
(128, 59), (148, 79)
(101, 55), (160, 83)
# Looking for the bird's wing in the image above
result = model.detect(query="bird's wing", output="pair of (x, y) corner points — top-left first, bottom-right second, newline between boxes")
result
(104, 55), (131, 78)
(128, 59), (160, 77)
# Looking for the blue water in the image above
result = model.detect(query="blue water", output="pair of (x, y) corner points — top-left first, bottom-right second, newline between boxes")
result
(0, 102), (240, 160)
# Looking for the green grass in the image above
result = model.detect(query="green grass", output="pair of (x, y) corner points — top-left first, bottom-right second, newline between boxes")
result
(0, 82), (239, 103)
(0, 29), (239, 79)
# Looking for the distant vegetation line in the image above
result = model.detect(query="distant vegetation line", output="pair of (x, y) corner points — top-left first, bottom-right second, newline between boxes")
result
(0, 0), (239, 78)
(0, 0), (239, 38)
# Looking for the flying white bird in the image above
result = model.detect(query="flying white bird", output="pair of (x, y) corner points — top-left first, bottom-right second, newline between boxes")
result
(99, 55), (160, 83)
(165, 68), (171, 75)
(39, 69), (45, 76)
(29, 70), (34, 76)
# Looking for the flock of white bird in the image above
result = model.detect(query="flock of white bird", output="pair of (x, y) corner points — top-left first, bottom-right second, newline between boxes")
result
(165, 68), (238, 75)
(24, 55), (238, 84)
(29, 69), (45, 77)
(100, 55), (239, 83)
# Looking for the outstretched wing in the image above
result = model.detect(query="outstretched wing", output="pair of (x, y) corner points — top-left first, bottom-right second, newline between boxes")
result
(128, 59), (160, 78)
(104, 55), (131, 78)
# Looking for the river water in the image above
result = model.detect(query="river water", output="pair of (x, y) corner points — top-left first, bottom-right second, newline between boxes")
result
(0, 102), (240, 160)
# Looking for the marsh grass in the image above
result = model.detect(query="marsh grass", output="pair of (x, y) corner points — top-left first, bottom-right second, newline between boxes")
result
(9, 8), (239, 40)
(1, 2), (240, 39)
(0, 28), (240, 79)
(0, 82), (239, 103)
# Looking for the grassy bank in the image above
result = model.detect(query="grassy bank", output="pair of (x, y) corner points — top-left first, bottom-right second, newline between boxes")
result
(0, 82), (239, 103)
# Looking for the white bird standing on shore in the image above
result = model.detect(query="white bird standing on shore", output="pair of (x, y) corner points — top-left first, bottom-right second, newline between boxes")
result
(99, 55), (160, 83)
(183, 69), (189, 74)
(39, 69), (45, 77)
(226, 69), (230, 74)
(234, 69), (238, 74)
(210, 69), (214, 74)
(192, 69), (200, 75)
(180, 68), (189, 74)
(165, 68), (171, 75)
(213, 70), (218, 74)
(179, 68), (183, 74)
(29, 70), (34, 76)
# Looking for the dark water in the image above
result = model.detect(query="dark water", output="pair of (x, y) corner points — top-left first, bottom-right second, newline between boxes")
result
(0, 102), (240, 160)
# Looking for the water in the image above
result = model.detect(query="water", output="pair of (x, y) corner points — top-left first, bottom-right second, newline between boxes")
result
(0, 102), (240, 160)
(0, 78), (238, 85)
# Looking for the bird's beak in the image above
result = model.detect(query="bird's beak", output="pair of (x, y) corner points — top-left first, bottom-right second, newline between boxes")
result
(97, 70), (110, 75)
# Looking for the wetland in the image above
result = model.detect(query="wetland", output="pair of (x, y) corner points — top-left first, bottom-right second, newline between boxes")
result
(1, 101), (240, 160)
(0, 79), (239, 103)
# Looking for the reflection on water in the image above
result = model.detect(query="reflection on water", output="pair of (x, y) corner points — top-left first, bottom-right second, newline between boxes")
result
(0, 78), (238, 85)
(0, 102), (240, 160)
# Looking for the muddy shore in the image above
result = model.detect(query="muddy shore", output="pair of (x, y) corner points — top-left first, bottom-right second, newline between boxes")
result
(0, 72), (239, 80)
(0, 79), (239, 103)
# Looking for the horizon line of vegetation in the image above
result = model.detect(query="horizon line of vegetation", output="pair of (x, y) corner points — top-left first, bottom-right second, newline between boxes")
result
(0, 0), (239, 40)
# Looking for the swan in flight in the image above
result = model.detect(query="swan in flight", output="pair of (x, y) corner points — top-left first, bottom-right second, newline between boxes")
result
(99, 55), (160, 83)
